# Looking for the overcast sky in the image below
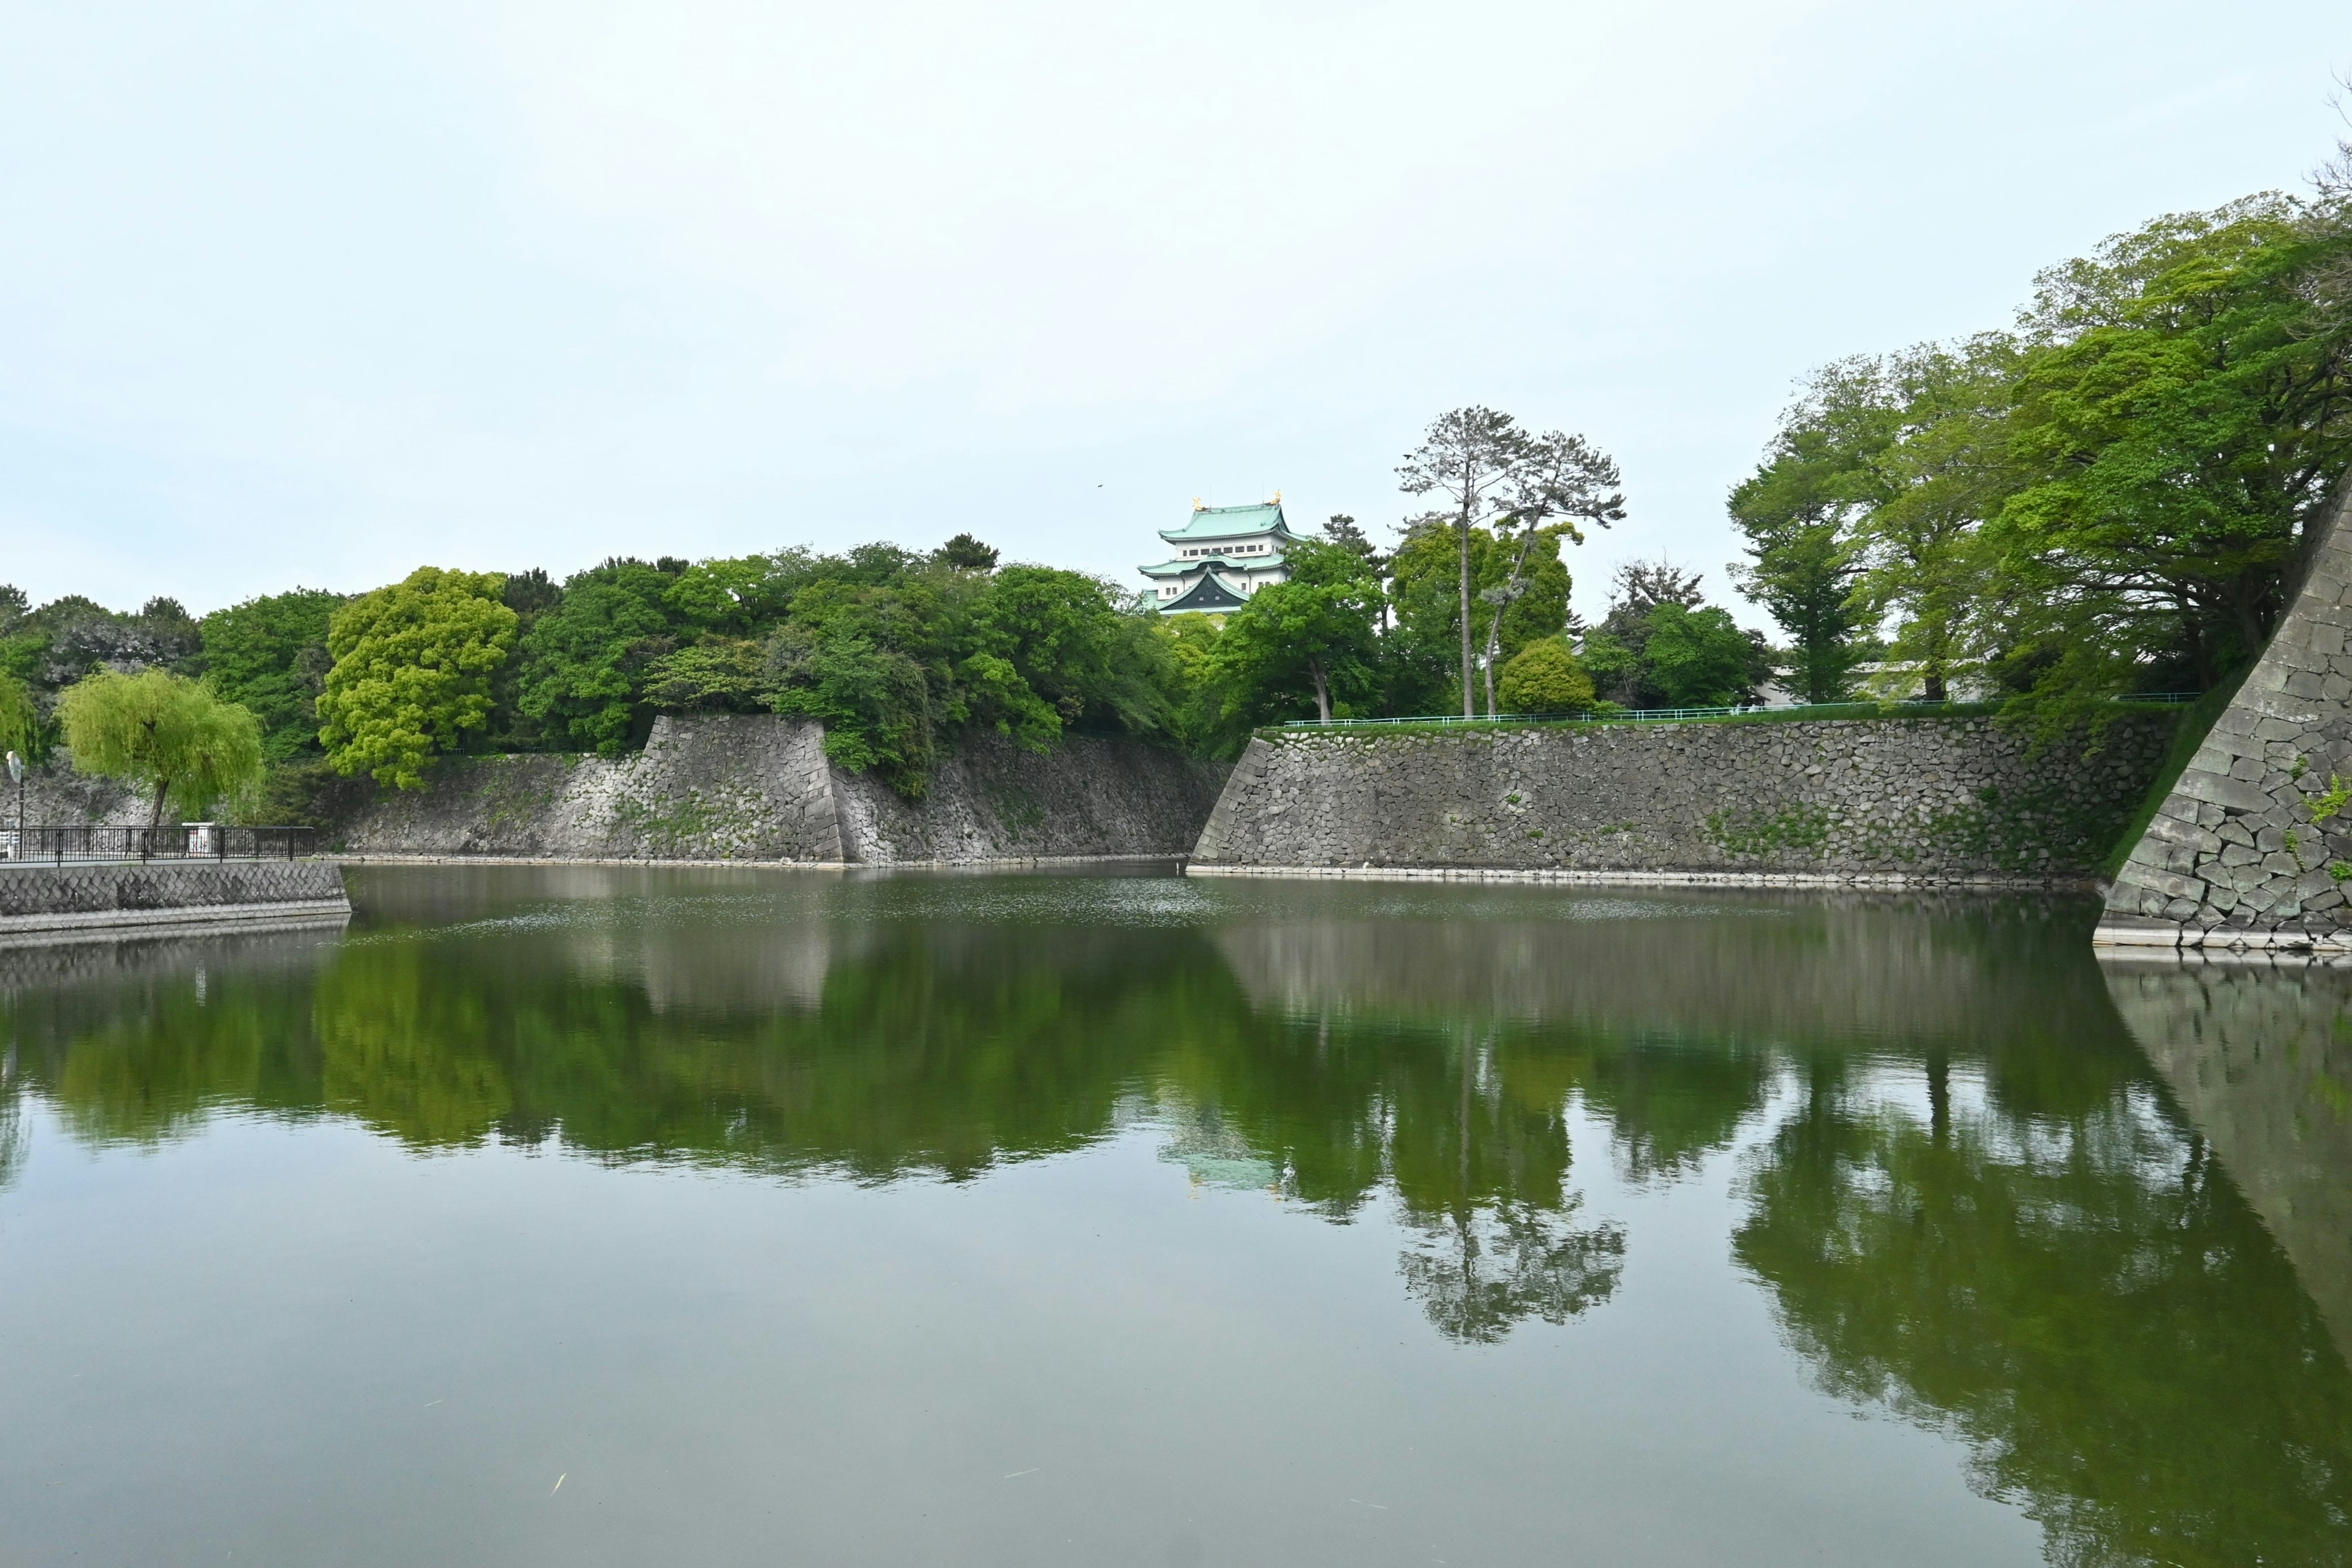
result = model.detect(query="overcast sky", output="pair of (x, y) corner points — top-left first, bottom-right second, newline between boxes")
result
(2, 1), (2345, 627)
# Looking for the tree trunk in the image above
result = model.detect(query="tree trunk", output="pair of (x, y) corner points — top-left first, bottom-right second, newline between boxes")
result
(1926, 1049), (1950, 1145)
(1458, 491), (1476, 719)
(2180, 590), (2211, 690)
(1310, 660), (1331, 723)
(148, 775), (171, 831)
(1478, 529), (1540, 718)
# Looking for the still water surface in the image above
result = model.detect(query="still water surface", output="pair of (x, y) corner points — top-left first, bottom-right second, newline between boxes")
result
(2, 865), (2349, 1566)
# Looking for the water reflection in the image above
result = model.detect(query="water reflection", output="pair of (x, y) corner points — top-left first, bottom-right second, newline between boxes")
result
(2104, 957), (2352, 1365)
(4, 870), (2352, 1562)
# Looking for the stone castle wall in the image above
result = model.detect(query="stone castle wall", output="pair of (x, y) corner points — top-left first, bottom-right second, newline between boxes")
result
(331, 715), (845, 861)
(1189, 714), (2175, 882)
(2100, 490), (2352, 951)
(331, 714), (1228, 864)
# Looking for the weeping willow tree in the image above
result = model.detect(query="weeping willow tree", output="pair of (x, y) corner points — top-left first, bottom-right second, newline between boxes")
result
(57, 668), (264, 826)
(0, 669), (35, 760)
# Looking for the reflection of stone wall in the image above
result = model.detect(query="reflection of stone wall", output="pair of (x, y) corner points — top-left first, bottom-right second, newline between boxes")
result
(1192, 715), (2172, 881)
(333, 715), (1227, 864)
(0, 921), (336, 992)
(2101, 491), (2352, 950)
(1215, 892), (2113, 1045)
(2102, 959), (2352, 1363)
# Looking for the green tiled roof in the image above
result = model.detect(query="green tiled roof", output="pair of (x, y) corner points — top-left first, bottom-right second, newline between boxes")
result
(1139, 547), (1287, 578)
(1159, 500), (1292, 543)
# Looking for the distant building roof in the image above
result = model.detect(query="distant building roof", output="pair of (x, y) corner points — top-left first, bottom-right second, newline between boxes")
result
(1159, 500), (1294, 545)
(1153, 570), (1252, 613)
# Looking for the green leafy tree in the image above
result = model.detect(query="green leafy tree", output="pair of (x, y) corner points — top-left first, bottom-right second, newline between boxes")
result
(1496, 637), (1594, 714)
(1388, 524), (1574, 715)
(1205, 539), (1384, 723)
(767, 578), (953, 794)
(641, 638), (772, 711)
(1151, 612), (1224, 750)
(1994, 193), (2352, 700)
(1851, 341), (2013, 701)
(0, 668), (38, 758)
(478, 568), (564, 750)
(968, 567), (1161, 741)
(56, 668), (264, 825)
(933, 533), (1001, 571)
(1583, 561), (1709, 707)
(662, 554), (801, 636)
(1727, 358), (1888, 702)
(198, 588), (347, 761)
(513, 559), (683, 754)
(1398, 409), (1623, 717)
(1642, 603), (1757, 707)
(317, 568), (519, 790)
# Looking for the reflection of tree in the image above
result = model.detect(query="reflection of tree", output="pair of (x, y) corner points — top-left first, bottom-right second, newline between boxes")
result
(20, 971), (323, 1147)
(1158, 1016), (1632, 1342)
(1736, 1061), (2352, 1567)
(1400, 1197), (1624, 1344)
(316, 945), (514, 1148)
(0, 1082), (25, 1193)
(1538, 1031), (1769, 1183)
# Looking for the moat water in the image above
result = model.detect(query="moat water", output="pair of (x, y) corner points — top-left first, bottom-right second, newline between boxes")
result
(2, 865), (2348, 1566)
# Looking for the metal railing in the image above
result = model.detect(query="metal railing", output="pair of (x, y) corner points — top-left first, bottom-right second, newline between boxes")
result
(0, 824), (318, 865)
(1273, 693), (2204, 730)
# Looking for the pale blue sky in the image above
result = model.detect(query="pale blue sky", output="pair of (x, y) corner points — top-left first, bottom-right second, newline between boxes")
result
(2, 1), (2345, 626)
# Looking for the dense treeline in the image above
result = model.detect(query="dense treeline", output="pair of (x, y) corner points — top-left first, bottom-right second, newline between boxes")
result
(0, 439), (1755, 816)
(0, 537), (1186, 811)
(1731, 157), (2352, 715)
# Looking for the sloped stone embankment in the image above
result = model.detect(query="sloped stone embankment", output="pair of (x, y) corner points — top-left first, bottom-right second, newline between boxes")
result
(2101, 489), (2352, 951)
(331, 714), (1229, 864)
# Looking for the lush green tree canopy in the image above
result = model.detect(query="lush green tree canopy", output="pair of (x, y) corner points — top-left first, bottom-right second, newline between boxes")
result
(1733, 183), (2352, 715)
(1397, 409), (1621, 717)
(56, 668), (264, 825)
(1496, 637), (1594, 714)
(0, 669), (38, 760)
(1727, 361), (1885, 703)
(199, 589), (346, 761)
(1642, 604), (1759, 708)
(317, 568), (519, 790)
(514, 558), (686, 755)
(1580, 562), (1768, 709)
(1205, 539), (1384, 724)
(1388, 524), (1572, 715)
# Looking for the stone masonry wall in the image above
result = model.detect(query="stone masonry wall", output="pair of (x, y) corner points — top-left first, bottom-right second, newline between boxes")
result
(831, 730), (1229, 862)
(2101, 490), (2352, 951)
(0, 861), (348, 925)
(331, 714), (1227, 864)
(3, 754), (151, 829)
(332, 714), (845, 861)
(1189, 714), (2175, 881)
